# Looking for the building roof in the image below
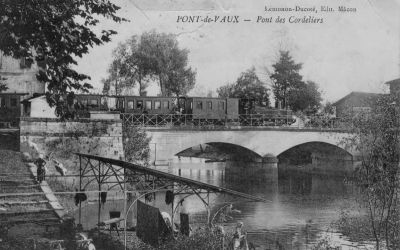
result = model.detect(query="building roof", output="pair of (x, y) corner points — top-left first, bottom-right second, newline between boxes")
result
(384, 78), (400, 86)
(332, 91), (383, 106)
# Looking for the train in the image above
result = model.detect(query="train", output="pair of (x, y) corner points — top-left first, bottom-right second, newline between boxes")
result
(0, 93), (296, 127)
(73, 94), (295, 126)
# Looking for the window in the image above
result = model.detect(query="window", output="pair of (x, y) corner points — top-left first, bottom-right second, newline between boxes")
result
(145, 100), (152, 110)
(127, 101), (134, 110)
(154, 101), (161, 110)
(81, 99), (88, 107)
(196, 101), (203, 109)
(90, 99), (98, 107)
(19, 57), (32, 69)
(117, 99), (124, 109)
(207, 101), (212, 110)
(10, 98), (17, 107)
(136, 100), (143, 109)
(0, 97), (4, 107)
(163, 101), (169, 109)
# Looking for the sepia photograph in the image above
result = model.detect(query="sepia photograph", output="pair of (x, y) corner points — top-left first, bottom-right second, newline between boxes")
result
(0, 0), (399, 249)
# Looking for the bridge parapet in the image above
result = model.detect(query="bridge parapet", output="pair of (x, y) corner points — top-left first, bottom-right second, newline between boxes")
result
(122, 113), (350, 131)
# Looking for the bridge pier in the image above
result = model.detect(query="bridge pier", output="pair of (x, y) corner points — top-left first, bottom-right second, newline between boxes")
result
(262, 156), (278, 169)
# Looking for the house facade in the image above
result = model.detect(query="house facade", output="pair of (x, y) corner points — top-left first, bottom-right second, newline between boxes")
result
(0, 52), (45, 126)
(0, 51), (45, 96)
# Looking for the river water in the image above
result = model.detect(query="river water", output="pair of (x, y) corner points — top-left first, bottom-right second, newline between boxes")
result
(153, 160), (372, 250)
(74, 159), (374, 249)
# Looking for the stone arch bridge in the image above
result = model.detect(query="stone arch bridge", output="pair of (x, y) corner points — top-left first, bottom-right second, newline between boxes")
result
(146, 128), (357, 167)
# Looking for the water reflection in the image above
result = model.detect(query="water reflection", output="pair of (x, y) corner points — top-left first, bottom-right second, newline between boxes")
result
(157, 161), (362, 249)
(74, 160), (365, 249)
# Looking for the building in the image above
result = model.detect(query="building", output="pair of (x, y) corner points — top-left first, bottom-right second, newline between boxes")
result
(0, 51), (45, 96)
(385, 78), (400, 96)
(23, 95), (57, 118)
(0, 52), (46, 126)
(332, 92), (383, 118)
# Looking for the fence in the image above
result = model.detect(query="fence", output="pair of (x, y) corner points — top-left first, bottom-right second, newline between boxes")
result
(121, 113), (349, 130)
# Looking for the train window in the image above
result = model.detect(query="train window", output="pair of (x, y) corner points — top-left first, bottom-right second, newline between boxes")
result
(90, 99), (98, 107)
(207, 101), (212, 110)
(196, 101), (203, 109)
(154, 101), (161, 110)
(127, 101), (134, 110)
(163, 101), (169, 109)
(81, 99), (88, 107)
(117, 99), (125, 109)
(219, 101), (225, 110)
(10, 98), (17, 107)
(145, 100), (152, 110)
(136, 100), (143, 109)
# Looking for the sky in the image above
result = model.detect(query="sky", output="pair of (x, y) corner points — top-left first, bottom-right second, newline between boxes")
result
(75, 0), (400, 103)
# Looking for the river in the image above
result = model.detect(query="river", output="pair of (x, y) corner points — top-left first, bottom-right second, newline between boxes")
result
(74, 159), (374, 249)
(154, 160), (372, 249)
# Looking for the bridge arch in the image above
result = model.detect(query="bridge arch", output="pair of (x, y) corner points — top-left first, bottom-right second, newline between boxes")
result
(175, 142), (262, 162)
(275, 141), (354, 172)
(146, 129), (355, 165)
(275, 141), (353, 159)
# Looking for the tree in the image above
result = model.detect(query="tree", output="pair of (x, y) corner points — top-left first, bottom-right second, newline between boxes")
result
(322, 101), (336, 116)
(123, 125), (151, 166)
(139, 31), (196, 97)
(217, 67), (270, 106)
(0, 0), (126, 119)
(216, 83), (235, 98)
(287, 80), (322, 113)
(270, 51), (303, 109)
(344, 95), (400, 249)
(103, 36), (151, 96)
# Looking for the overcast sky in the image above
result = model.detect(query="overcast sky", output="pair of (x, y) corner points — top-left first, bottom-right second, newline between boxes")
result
(76, 0), (400, 102)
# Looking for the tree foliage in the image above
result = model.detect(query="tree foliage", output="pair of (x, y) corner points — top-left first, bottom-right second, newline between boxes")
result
(0, 0), (126, 119)
(123, 125), (151, 166)
(139, 31), (196, 97)
(288, 80), (322, 113)
(102, 36), (151, 96)
(345, 94), (400, 249)
(217, 67), (269, 106)
(270, 50), (303, 109)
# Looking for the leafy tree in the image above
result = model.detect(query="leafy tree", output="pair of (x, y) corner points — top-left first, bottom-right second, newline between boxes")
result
(103, 36), (151, 96)
(322, 101), (336, 116)
(123, 125), (151, 166)
(139, 31), (196, 97)
(287, 80), (322, 113)
(217, 67), (269, 106)
(270, 51), (303, 109)
(0, 0), (126, 119)
(344, 94), (400, 249)
(216, 83), (235, 98)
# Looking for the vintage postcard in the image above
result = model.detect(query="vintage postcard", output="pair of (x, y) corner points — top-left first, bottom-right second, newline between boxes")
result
(0, 0), (399, 249)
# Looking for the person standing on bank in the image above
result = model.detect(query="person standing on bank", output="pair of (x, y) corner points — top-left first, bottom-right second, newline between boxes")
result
(35, 153), (47, 183)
